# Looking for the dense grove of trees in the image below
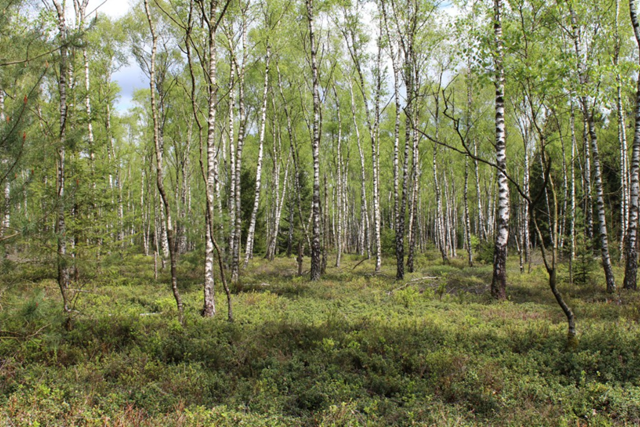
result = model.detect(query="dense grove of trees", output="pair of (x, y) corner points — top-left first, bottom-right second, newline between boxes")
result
(2, 0), (640, 338)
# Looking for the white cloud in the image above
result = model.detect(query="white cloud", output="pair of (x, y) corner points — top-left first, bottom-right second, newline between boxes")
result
(87, 0), (132, 19)
(113, 64), (148, 113)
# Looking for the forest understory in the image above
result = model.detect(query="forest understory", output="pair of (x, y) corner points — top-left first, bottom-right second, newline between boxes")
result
(2, 252), (640, 426)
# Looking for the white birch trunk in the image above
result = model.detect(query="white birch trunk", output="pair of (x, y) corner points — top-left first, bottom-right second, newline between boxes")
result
(623, 0), (640, 291)
(203, 0), (219, 317)
(348, 79), (369, 257)
(491, 0), (509, 300)
(144, 0), (184, 322)
(307, 0), (322, 281)
(244, 46), (271, 266)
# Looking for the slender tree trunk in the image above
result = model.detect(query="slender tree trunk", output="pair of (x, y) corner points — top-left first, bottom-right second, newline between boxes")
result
(433, 107), (448, 263)
(532, 149), (577, 344)
(381, 0), (400, 240)
(266, 106), (290, 260)
(570, 8), (594, 243)
(74, 0), (94, 173)
(144, 0), (183, 322)
(0, 90), (9, 243)
(334, 89), (344, 267)
(407, 158), (420, 272)
(435, 172), (447, 259)
(370, 29), (383, 273)
(558, 114), (569, 249)
(570, 103), (577, 284)
(522, 129), (531, 270)
(583, 116), (594, 241)
(202, 0), (220, 318)
(307, 0), (322, 281)
(228, 63), (236, 263)
(407, 65), (421, 271)
(464, 156), (473, 267)
(474, 142), (486, 240)
(348, 18), (383, 272)
(153, 185), (160, 279)
(623, 0), (640, 291)
(391, 39), (401, 239)
(142, 168), (149, 256)
(616, 0), (630, 261)
(464, 68), (473, 267)
(491, 0), (509, 301)
(53, 0), (70, 313)
(231, 15), (249, 283)
(244, 46), (271, 265)
(348, 80), (369, 257)
(322, 174), (328, 274)
(583, 105), (617, 293)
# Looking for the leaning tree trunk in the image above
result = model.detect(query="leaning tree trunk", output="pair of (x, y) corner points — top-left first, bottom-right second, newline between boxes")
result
(623, 0), (640, 291)
(307, 0), (322, 281)
(144, 0), (183, 323)
(533, 146), (577, 345)
(491, 0), (509, 301)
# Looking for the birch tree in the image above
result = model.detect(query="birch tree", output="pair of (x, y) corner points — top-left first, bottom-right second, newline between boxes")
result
(624, 0), (640, 291)
(144, 0), (183, 322)
(491, 0), (509, 300)
(307, 0), (322, 281)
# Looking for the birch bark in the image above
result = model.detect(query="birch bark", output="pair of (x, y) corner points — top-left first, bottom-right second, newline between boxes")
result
(244, 46), (271, 265)
(52, 0), (70, 312)
(307, 0), (322, 281)
(491, 0), (509, 300)
(623, 0), (640, 291)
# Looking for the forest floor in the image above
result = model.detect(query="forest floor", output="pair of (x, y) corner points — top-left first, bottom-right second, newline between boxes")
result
(1, 251), (640, 426)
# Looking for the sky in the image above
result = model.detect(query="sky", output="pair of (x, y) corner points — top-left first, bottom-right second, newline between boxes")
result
(87, 0), (145, 112)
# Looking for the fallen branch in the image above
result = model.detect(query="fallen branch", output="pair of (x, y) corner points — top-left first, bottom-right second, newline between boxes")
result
(387, 282), (411, 295)
(387, 277), (438, 295)
(0, 232), (19, 242)
(0, 323), (50, 340)
(67, 288), (99, 294)
(352, 258), (368, 270)
(410, 276), (437, 282)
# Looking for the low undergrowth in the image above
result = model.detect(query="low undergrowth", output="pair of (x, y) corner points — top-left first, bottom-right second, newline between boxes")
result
(1, 253), (639, 426)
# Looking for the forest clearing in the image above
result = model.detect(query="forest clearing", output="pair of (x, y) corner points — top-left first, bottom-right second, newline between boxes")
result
(3, 0), (640, 424)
